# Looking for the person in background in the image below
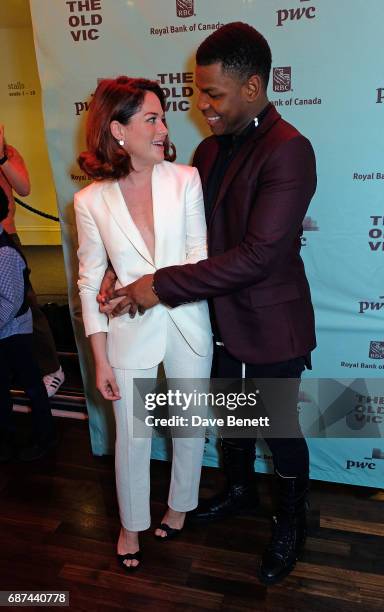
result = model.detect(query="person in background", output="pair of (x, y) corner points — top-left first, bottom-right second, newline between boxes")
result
(75, 76), (212, 572)
(0, 124), (64, 397)
(101, 23), (317, 585)
(0, 186), (57, 462)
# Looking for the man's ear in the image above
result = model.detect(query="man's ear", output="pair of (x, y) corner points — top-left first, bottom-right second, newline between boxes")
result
(243, 74), (263, 102)
(110, 120), (124, 141)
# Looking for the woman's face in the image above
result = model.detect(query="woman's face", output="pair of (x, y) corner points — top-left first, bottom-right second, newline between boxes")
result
(114, 91), (168, 171)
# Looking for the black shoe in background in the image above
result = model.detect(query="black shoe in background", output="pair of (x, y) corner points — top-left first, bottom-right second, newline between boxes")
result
(188, 484), (259, 523)
(189, 438), (259, 523)
(18, 435), (59, 462)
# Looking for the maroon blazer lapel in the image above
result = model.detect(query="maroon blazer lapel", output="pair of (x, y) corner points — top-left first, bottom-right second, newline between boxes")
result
(193, 137), (218, 215)
(209, 106), (282, 227)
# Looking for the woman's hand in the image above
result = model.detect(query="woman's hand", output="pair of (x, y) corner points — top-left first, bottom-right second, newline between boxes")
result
(95, 361), (121, 401)
(97, 264), (118, 310)
(98, 295), (125, 316)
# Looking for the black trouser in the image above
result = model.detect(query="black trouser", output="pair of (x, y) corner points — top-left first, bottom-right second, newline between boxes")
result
(212, 344), (309, 478)
(10, 234), (60, 376)
(0, 333), (55, 444)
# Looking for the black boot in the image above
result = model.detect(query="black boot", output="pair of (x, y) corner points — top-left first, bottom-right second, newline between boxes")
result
(189, 439), (258, 523)
(258, 471), (309, 585)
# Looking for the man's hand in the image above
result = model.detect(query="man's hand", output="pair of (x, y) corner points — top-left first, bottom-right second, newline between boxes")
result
(111, 274), (159, 317)
(97, 265), (118, 313)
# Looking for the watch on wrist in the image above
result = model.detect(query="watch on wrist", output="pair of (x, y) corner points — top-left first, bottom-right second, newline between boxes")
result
(0, 154), (8, 165)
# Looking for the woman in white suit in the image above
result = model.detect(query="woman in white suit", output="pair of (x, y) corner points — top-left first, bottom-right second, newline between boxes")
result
(75, 76), (212, 571)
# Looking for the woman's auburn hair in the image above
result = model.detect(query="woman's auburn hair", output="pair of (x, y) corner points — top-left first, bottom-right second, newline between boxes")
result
(78, 76), (176, 180)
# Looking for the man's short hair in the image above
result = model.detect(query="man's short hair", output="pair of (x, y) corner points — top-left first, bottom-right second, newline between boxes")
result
(196, 22), (272, 88)
(0, 186), (9, 223)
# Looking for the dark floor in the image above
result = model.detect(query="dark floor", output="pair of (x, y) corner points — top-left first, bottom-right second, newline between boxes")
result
(1, 415), (383, 611)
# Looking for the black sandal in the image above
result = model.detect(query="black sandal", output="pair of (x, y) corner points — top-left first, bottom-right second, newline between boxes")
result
(154, 523), (183, 541)
(117, 550), (142, 572)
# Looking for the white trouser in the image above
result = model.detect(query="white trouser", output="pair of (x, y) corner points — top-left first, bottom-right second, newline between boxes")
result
(112, 317), (213, 531)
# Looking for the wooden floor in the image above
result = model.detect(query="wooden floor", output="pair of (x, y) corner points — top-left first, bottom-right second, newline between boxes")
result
(1, 416), (383, 612)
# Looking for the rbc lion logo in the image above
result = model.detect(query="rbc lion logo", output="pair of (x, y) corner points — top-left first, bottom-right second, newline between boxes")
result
(273, 67), (292, 92)
(369, 341), (384, 359)
(176, 0), (194, 18)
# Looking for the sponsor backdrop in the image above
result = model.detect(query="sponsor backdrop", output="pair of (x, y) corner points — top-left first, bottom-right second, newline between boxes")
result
(29, 0), (384, 487)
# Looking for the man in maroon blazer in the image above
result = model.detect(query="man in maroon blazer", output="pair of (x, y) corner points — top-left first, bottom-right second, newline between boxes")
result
(107, 23), (317, 585)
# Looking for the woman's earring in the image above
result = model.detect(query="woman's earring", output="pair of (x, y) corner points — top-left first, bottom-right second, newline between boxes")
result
(118, 139), (124, 146)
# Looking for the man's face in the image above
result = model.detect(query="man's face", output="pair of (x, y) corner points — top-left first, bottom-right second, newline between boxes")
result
(195, 62), (252, 136)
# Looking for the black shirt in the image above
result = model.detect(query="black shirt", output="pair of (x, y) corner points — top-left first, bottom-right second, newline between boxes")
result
(205, 103), (272, 220)
(205, 103), (272, 343)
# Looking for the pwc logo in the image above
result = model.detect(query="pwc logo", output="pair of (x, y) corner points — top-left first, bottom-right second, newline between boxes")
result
(273, 67), (292, 92)
(276, 1), (316, 27)
(358, 296), (384, 315)
(176, 0), (194, 18)
(369, 341), (384, 360)
(346, 459), (375, 470)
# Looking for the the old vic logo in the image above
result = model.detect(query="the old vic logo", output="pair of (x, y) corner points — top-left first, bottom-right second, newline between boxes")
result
(368, 216), (384, 251)
(66, 0), (103, 42)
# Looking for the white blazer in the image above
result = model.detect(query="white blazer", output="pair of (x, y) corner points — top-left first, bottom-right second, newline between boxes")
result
(74, 161), (212, 369)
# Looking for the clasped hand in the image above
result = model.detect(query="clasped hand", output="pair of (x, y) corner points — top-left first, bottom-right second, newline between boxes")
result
(97, 269), (159, 318)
